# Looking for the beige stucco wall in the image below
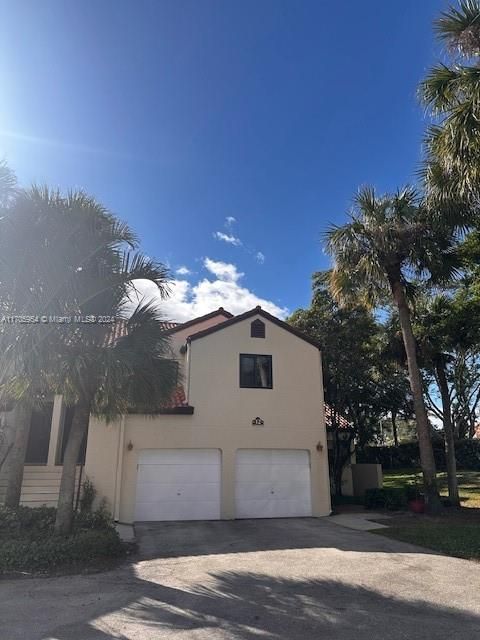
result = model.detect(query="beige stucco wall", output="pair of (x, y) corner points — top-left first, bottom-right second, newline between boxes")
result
(351, 463), (383, 497)
(167, 312), (230, 380)
(84, 313), (331, 522)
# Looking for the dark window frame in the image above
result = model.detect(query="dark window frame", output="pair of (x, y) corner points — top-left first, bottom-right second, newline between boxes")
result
(239, 353), (273, 389)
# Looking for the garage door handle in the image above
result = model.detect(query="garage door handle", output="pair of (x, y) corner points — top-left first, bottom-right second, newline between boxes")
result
(177, 492), (181, 496)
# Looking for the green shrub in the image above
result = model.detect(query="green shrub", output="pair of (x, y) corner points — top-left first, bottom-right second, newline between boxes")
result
(332, 495), (365, 506)
(0, 506), (56, 536)
(0, 528), (124, 573)
(364, 487), (408, 511)
(75, 500), (112, 530)
(0, 502), (114, 537)
(358, 439), (480, 471)
(79, 478), (96, 513)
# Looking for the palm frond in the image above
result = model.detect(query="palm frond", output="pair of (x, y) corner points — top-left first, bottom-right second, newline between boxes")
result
(435, 0), (480, 57)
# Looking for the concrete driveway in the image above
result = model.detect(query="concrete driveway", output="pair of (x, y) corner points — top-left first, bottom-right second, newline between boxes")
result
(1, 518), (480, 639)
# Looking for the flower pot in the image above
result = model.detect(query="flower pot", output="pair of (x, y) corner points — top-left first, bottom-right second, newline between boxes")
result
(408, 498), (425, 514)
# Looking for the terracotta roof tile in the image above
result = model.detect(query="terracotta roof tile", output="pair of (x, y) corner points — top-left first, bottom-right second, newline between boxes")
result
(325, 404), (352, 429)
(161, 385), (188, 409)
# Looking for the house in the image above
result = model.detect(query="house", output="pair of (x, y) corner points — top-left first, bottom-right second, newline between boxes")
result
(1, 306), (332, 522)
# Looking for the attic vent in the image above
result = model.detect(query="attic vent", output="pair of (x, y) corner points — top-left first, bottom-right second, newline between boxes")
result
(251, 319), (265, 338)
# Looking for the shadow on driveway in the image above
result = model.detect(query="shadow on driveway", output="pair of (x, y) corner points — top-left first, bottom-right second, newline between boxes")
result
(2, 518), (480, 639)
(34, 569), (480, 639)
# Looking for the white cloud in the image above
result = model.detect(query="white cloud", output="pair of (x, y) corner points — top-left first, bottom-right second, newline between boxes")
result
(203, 257), (242, 282)
(255, 251), (265, 264)
(175, 265), (191, 276)
(225, 216), (236, 228)
(130, 257), (288, 322)
(213, 231), (242, 246)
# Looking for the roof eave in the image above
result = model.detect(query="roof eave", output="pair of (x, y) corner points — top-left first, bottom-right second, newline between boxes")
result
(186, 306), (321, 350)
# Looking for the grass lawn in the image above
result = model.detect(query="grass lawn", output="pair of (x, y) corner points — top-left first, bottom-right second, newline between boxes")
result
(377, 523), (480, 560)
(375, 469), (480, 561)
(383, 469), (480, 508)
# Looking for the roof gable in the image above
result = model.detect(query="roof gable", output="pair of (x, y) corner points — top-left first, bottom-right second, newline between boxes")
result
(187, 306), (320, 349)
(164, 307), (233, 335)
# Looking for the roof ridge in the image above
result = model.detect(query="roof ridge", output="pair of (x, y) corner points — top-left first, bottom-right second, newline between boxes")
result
(186, 306), (321, 349)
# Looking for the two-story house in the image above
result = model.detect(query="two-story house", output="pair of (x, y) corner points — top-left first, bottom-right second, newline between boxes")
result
(1, 306), (332, 522)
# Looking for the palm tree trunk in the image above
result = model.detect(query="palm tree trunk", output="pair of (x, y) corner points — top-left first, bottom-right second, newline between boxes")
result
(54, 402), (90, 535)
(4, 404), (32, 508)
(390, 280), (442, 513)
(436, 360), (460, 507)
(391, 411), (399, 447)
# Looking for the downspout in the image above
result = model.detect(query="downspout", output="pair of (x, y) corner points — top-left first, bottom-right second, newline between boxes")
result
(185, 341), (192, 404)
(113, 415), (126, 522)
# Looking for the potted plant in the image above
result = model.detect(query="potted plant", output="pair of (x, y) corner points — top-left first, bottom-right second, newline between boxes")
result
(406, 477), (425, 514)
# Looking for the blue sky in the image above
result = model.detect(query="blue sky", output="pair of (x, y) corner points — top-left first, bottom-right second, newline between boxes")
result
(0, 1), (447, 321)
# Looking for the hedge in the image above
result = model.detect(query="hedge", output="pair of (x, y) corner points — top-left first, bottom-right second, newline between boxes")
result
(0, 505), (126, 574)
(0, 528), (124, 572)
(364, 488), (409, 511)
(357, 439), (480, 471)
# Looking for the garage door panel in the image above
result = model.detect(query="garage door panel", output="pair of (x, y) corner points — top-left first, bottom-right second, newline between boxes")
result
(136, 481), (219, 501)
(272, 481), (311, 500)
(235, 449), (312, 519)
(137, 463), (219, 485)
(270, 464), (310, 483)
(236, 464), (273, 483)
(235, 481), (272, 501)
(135, 500), (220, 522)
(135, 449), (220, 521)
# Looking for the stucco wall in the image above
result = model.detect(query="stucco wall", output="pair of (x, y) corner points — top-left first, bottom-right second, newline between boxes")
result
(167, 312), (230, 381)
(84, 313), (331, 522)
(351, 463), (383, 497)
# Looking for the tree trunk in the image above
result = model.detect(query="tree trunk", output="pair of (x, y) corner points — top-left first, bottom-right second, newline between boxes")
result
(54, 402), (90, 535)
(390, 280), (442, 513)
(391, 411), (399, 447)
(4, 404), (32, 508)
(436, 360), (460, 507)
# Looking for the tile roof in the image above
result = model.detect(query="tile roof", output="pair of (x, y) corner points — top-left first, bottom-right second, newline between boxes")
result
(103, 308), (232, 347)
(161, 385), (188, 409)
(163, 308), (233, 335)
(325, 404), (352, 430)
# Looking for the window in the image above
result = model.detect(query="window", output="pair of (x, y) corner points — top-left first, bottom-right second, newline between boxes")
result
(250, 319), (265, 338)
(25, 403), (54, 464)
(240, 354), (272, 389)
(57, 406), (88, 465)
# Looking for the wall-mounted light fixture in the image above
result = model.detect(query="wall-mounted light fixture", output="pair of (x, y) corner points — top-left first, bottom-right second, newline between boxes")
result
(127, 440), (133, 451)
(252, 417), (264, 426)
(316, 442), (324, 452)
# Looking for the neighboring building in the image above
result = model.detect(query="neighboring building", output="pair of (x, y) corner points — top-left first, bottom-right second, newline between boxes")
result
(0, 307), (332, 522)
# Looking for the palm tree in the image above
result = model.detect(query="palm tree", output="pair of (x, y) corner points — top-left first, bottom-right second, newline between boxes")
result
(419, 0), (480, 206)
(0, 186), (177, 522)
(55, 301), (177, 535)
(0, 186), (136, 507)
(413, 296), (461, 507)
(325, 187), (460, 512)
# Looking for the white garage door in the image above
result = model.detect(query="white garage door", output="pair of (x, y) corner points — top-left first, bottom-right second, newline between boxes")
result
(235, 449), (312, 518)
(135, 449), (221, 521)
